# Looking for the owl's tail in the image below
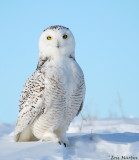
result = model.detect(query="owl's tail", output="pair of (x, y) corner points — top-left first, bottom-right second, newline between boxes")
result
(14, 125), (35, 142)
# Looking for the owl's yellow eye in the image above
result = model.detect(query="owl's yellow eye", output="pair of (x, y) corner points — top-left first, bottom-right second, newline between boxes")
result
(63, 35), (68, 39)
(47, 36), (52, 40)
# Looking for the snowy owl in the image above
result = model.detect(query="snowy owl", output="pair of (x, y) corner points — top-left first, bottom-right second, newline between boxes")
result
(14, 25), (85, 146)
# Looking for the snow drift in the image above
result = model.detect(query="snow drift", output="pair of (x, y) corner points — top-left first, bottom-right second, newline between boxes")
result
(0, 119), (139, 160)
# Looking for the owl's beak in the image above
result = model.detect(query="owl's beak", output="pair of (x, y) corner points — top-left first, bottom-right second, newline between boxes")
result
(57, 41), (60, 48)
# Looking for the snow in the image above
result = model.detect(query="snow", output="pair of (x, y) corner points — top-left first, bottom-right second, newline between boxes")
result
(0, 119), (139, 160)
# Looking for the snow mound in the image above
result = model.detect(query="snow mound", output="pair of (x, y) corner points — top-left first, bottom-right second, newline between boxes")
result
(0, 119), (139, 160)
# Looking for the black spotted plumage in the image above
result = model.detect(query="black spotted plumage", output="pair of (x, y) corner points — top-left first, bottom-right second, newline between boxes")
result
(43, 25), (69, 32)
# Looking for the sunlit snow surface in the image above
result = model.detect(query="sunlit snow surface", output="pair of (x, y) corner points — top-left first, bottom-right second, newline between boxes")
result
(0, 119), (139, 160)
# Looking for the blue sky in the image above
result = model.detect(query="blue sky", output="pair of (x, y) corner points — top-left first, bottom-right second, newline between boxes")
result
(0, 0), (139, 123)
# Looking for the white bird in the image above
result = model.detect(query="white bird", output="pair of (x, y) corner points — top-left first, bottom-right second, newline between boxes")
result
(14, 25), (85, 146)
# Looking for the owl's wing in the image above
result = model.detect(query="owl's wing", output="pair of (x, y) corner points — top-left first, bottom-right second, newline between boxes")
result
(70, 71), (85, 117)
(14, 69), (45, 140)
(76, 74), (85, 116)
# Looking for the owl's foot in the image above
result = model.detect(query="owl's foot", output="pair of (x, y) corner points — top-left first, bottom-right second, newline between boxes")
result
(58, 141), (69, 147)
(58, 135), (70, 147)
(40, 132), (59, 143)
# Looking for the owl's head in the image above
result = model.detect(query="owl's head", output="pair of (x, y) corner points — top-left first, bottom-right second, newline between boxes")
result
(39, 25), (75, 60)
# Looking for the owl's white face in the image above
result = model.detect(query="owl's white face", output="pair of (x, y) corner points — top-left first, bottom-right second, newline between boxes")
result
(39, 26), (75, 60)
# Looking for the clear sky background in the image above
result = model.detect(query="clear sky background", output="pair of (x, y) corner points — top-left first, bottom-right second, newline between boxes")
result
(0, 0), (139, 123)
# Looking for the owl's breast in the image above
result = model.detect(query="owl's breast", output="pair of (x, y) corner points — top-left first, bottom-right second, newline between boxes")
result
(43, 58), (82, 92)
(32, 59), (84, 138)
(43, 58), (83, 119)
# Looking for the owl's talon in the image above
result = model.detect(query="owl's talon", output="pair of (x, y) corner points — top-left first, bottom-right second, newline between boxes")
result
(63, 143), (66, 147)
(58, 141), (61, 145)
